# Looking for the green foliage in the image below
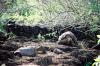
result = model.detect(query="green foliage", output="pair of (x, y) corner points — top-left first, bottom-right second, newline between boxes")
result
(0, 22), (4, 32)
(43, 32), (57, 39)
(97, 39), (100, 44)
(0, 0), (100, 34)
(37, 34), (45, 41)
(7, 32), (16, 39)
(85, 61), (92, 66)
(90, 0), (100, 13)
(92, 55), (100, 66)
(0, 13), (11, 32)
(35, 32), (57, 41)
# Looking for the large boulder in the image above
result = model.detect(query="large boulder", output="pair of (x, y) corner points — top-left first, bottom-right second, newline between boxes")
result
(57, 31), (78, 47)
(14, 46), (37, 57)
(5, 21), (41, 38)
(5, 20), (53, 38)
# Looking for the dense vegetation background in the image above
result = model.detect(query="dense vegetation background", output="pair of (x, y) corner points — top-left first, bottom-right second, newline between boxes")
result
(0, 0), (100, 35)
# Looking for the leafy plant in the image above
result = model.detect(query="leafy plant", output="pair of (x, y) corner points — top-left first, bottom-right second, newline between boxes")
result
(37, 33), (45, 41)
(44, 32), (57, 38)
(0, 0), (100, 38)
(7, 32), (16, 39)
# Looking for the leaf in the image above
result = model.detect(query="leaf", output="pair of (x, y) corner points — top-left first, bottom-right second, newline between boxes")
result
(94, 55), (100, 62)
(97, 35), (100, 38)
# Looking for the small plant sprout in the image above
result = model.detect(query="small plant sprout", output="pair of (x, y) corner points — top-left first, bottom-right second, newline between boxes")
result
(97, 35), (100, 45)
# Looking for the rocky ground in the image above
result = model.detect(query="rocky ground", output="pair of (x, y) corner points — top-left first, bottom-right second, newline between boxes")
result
(0, 37), (100, 66)
(0, 21), (100, 66)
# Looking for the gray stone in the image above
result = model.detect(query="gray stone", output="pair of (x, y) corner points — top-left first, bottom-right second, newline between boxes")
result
(14, 46), (37, 57)
(53, 48), (63, 54)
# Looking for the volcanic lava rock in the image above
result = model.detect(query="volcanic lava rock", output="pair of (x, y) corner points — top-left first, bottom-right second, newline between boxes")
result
(53, 48), (63, 54)
(34, 56), (52, 66)
(0, 50), (14, 61)
(0, 31), (8, 44)
(14, 46), (37, 57)
(57, 31), (78, 47)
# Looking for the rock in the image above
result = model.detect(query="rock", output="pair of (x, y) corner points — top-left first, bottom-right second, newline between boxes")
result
(70, 49), (98, 58)
(57, 31), (78, 47)
(0, 50), (14, 61)
(67, 57), (82, 66)
(53, 48), (63, 54)
(59, 56), (81, 66)
(14, 46), (37, 57)
(58, 46), (78, 52)
(0, 31), (8, 44)
(0, 43), (19, 51)
(5, 21), (41, 38)
(34, 56), (52, 66)
(5, 21), (53, 38)
(52, 55), (81, 66)
(5, 60), (18, 66)
(37, 46), (46, 54)
(70, 49), (98, 65)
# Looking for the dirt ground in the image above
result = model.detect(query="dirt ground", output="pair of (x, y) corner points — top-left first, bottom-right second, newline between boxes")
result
(0, 37), (99, 66)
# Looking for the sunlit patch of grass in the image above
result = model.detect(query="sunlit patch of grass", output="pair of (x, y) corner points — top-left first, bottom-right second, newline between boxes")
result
(10, 13), (44, 26)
